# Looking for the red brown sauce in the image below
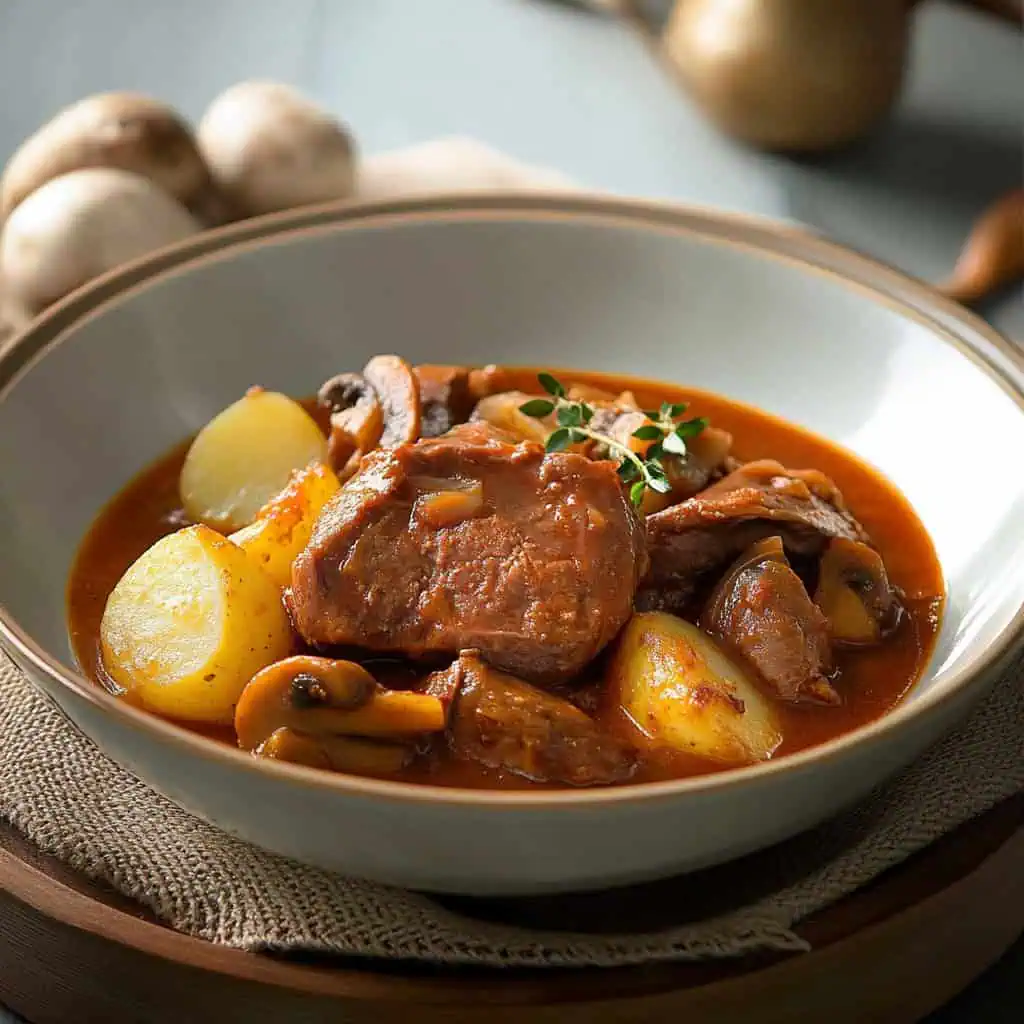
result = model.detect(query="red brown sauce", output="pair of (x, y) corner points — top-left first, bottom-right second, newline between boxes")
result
(66, 369), (944, 790)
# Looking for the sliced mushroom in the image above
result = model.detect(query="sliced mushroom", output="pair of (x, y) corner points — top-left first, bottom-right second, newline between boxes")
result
(814, 537), (902, 645)
(234, 655), (446, 774)
(318, 372), (384, 474)
(414, 364), (474, 437)
(317, 356), (422, 474)
(235, 655), (375, 749)
(362, 354), (421, 448)
(257, 727), (411, 774)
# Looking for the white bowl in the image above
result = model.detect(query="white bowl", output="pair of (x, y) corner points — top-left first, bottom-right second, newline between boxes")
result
(1, 195), (1022, 895)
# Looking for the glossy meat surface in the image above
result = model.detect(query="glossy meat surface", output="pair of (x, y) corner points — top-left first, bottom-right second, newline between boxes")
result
(290, 423), (647, 682)
(435, 651), (637, 785)
(701, 536), (838, 705)
(640, 459), (867, 611)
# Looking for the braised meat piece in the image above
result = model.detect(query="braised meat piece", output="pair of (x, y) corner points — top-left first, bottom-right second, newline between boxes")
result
(639, 459), (868, 612)
(290, 423), (647, 683)
(701, 536), (838, 705)
(432, 652), (637, 785)
(814, 537), (902, 644)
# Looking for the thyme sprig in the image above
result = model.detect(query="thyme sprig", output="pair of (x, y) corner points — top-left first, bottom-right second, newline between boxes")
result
(519, 372), (708, 507)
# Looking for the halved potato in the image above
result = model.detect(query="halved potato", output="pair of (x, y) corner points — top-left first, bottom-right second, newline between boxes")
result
(100, 525), (293, 724)
(606, 612), (782, 765)
(229, 461), (340, 588)
(180, 388), (328, 531)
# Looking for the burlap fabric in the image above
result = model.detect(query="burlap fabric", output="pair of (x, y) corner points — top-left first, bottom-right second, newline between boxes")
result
(2, 655), (1020, 966)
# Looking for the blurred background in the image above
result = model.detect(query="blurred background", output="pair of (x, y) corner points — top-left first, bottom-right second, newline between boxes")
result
(0, 0), (1020, 338)
(0, 0), (1021, 1020)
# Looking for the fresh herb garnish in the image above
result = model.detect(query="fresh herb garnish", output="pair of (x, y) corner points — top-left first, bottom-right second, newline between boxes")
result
(520, 373), (708, 507)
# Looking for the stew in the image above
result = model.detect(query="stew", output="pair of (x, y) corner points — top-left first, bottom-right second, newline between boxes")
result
(67, 361), (943, 790)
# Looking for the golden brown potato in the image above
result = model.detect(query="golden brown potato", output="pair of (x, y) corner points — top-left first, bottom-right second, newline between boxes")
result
(607, 612), (782, 765)
(180, 388), (328, 531)
(100, 525), (293, 725)
(229, 462), (340, 589)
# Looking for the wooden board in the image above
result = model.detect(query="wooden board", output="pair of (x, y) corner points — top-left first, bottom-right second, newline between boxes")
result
(0, 795), (1020, 1024)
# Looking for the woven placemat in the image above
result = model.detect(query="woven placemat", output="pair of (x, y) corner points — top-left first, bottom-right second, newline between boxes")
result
(1, 653), (1021, 967)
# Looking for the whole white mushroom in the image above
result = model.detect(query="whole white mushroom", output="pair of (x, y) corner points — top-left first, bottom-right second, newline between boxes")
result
(198, 81), (356, 217)
(0, 167), (201, 317)
(0, 92), (220, 222)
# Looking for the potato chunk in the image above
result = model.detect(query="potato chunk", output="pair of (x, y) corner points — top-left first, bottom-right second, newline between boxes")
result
(470, 391), (553, 445)
(229, 462), (340, 588)
(180, 389), (327, 531)
(100, 525), (293, 724)
(607, 612), (782, 765)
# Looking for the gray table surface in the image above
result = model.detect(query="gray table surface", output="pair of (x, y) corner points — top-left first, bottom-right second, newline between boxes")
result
(0, 0), (1021, 1020)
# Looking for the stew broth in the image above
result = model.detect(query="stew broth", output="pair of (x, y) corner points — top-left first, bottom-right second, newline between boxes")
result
(67, 368), (943, 789)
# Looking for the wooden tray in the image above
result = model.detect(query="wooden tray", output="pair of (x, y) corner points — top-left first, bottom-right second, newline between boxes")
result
(1, 796), (1021, 1024)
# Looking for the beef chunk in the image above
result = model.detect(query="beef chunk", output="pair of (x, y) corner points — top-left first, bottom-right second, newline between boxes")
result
(290, 423), (647, 683)
(701, 536), (838, 705)
(433, 652), (636, 785)
(639, 459), (867, 612)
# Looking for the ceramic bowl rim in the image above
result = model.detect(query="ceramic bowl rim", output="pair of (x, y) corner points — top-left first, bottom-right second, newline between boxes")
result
(1, 191), (1022, 810)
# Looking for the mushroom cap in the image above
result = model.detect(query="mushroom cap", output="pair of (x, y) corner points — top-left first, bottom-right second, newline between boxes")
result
(814, 537), (901, 644)
(234, 654), (447, 777)
(316, 356), (422, 473)
(257, 728), (412, 774)
(235, 656), (379, 751)
(318, 372), (376, 415)
(0, 167), (201, 315)
(318, 372), (384, 473)
(363, 354), (422, 448)
(1, 92), (215, 220)
(197, 80), (355, 216)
